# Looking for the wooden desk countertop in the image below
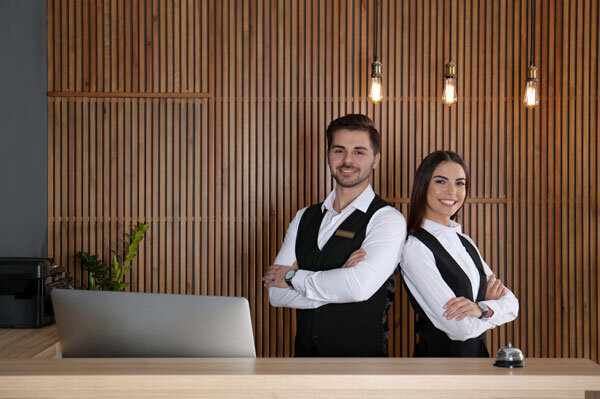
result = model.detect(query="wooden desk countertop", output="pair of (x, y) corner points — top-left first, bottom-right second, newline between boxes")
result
(0, 325), (59, 359)
(1, 328), (599, 398)
(1, 357), (600, 399)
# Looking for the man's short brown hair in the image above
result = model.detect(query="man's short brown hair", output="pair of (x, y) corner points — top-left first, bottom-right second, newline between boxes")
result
(325, 114), (381, 155)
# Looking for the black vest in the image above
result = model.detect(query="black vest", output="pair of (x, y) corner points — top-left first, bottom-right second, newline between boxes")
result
(405, 228), (489, 357)
(294, 195), (396, 357)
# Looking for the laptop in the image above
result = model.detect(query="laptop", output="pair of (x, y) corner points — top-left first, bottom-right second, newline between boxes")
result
(50, 289), (256, 358)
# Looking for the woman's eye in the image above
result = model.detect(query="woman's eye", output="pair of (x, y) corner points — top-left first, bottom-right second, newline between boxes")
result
(434, 180), (445, 184)
(456, 181), (465, 186)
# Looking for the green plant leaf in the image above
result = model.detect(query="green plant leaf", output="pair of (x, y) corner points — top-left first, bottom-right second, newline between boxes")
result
(75, 222), (148, 291)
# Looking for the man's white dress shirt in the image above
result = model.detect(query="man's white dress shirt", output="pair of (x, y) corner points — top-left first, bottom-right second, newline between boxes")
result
(400, 219), (519, 341)
(268, 185), (407, 309)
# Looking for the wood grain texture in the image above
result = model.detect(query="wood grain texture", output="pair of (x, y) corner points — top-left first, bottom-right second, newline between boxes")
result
(47, 0), (600, 360)
(1, 358), (600, 398)
(0, 326), (59, 359)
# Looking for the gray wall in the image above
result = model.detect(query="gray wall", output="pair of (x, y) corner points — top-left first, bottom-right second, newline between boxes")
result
(0, 0), (47, 257)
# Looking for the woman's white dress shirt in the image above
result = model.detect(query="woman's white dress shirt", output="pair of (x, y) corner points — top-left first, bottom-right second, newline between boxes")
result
(401, 219), (519, 341)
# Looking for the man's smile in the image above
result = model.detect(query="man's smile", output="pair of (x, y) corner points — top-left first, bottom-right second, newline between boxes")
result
(338, 167), (359, 175)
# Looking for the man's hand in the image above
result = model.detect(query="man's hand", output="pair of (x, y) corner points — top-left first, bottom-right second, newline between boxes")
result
(263, 262), (299, 289)
(443, 297), (482, 321)
(484, 274), (506, 301)
(341, 248), (366, 268)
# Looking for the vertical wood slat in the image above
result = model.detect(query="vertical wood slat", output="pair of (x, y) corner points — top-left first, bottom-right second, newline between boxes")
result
(48, 0), (599, 360)
(48, 0), (208, 94)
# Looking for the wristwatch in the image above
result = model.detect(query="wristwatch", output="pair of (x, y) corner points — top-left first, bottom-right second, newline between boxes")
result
(285, 269), (296, 289)
(478, 302), (489, 319)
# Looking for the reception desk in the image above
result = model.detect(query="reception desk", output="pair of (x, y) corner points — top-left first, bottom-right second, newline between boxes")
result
(1, 328), (600, 398)
(2, 357), (600, 398)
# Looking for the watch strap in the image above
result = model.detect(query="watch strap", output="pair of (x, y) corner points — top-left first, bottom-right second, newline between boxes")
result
(285, 269), (296, 289)
(477, 302), (489, 319)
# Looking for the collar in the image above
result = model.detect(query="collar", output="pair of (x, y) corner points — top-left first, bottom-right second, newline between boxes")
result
(321, 185), (375, 214)
(422, 218), (463, 236)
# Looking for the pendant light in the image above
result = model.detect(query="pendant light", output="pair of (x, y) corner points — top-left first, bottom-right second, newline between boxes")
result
(369, 0), (383, 103)
(524, 0), (539, 108)
(442, 59), (457, 106)
(442, 0), (457, 106)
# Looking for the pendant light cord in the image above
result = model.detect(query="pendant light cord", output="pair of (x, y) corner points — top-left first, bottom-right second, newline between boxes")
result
(379, 0), (382, 58)
(531, 0), (535, 65)
(449, 0), (452, 60)
(374, 0), (379, 60)
(528, 0), (535, 66)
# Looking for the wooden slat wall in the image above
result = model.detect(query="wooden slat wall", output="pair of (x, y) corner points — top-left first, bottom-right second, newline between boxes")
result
(47, 0), (599, 360)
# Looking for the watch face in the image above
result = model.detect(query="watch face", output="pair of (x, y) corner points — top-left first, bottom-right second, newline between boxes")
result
(479, 303), (489, 317)
(285, 269), (295, 280)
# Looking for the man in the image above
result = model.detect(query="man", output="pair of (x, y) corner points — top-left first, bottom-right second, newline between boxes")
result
(263, 114), (406, 356)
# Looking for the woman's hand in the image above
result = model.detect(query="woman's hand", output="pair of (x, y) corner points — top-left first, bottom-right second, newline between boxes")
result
(341, 248), (366, 268)
(443, 297), (483, 321)
(484, 274), (506, 301)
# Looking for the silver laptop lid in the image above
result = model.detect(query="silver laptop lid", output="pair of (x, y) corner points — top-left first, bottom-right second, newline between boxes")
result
(51, 289), (256, 358)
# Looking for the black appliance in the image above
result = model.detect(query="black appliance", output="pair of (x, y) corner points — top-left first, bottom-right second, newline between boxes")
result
(0, 258), (66, 328)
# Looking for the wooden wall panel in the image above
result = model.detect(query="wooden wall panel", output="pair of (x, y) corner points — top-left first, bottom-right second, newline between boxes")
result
(47, 0), (208, 95)
(48, 0), (599, 361)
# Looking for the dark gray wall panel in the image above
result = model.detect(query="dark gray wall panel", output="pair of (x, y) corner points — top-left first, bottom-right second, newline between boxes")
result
(0, 0), (47, 257)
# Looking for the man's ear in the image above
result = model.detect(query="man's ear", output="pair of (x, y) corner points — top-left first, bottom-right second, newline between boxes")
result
(373, 152), (381, 170)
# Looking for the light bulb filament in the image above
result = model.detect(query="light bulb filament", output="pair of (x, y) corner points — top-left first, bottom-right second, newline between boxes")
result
(369, 77), (383, 103)
(442, 77), (457, 106)
(523, 80), (539, 108)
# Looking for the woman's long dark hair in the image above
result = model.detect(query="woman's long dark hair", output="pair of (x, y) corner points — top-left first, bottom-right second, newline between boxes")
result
(407, 151), (470, 234)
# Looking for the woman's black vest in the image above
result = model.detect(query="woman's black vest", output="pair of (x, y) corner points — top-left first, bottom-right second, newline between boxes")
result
(405, 228), (489, 357)
(294, 196), (396, 357)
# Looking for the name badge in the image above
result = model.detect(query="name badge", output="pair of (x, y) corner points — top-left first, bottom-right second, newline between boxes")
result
(334, 229), (355, 239)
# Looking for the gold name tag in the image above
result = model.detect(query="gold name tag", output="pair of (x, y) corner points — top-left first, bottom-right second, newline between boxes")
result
(334, 229), (355, 239)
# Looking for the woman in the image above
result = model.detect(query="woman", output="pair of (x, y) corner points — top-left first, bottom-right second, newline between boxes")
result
(400, 150), (518, 357)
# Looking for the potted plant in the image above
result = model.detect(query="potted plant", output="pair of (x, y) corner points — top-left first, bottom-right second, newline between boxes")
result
(68, 222), (149, 291)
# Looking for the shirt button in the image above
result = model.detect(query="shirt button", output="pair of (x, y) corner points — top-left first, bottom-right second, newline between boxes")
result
(312, 333), (319, 339)
(315, 308), (320, 313)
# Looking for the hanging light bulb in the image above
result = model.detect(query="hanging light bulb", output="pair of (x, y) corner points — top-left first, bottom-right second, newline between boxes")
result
(523, 64), (539, 108)
(369, 58), (383, 103)
(442, 59), (457, 106)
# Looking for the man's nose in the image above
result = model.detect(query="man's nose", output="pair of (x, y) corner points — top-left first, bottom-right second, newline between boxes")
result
(343, 152), (354, 164)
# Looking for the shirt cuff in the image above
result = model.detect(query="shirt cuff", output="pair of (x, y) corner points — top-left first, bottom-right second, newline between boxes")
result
(292, 269), (311, 296)
(478, 300), (499, 322)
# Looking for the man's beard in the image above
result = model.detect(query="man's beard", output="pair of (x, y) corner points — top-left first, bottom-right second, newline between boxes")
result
(332, 164), (373, 188)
